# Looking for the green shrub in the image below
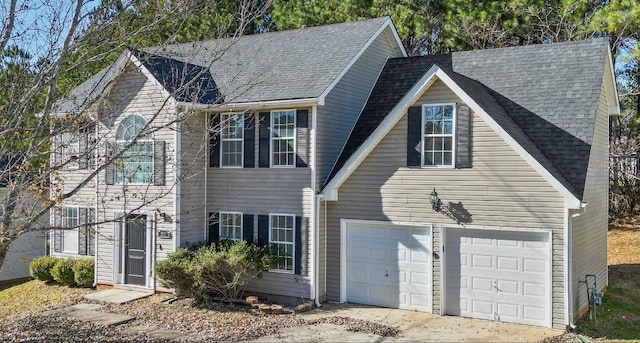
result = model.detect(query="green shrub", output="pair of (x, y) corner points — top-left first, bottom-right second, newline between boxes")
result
(30, 256), (60, 282)
(72, 259), (95, 287)
(156, 241), (272, 302)
(52, 258), (77, 286)
(155, 247), (196, 297)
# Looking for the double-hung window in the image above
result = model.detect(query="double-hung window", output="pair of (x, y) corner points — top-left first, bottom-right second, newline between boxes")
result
(220, 114), (243, 167)
(269, 214), (294, 272)
(220, 212), (242, 241)
(271, 110), (295, 167)
(422, 104), (455, 167)
(115, 115), (154, 184)
(61, 206), (79, 254)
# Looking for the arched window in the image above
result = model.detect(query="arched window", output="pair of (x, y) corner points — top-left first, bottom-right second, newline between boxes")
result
(115, 115), (153, 184)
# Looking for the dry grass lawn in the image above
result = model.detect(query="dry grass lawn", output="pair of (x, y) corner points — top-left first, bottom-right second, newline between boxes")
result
(576, 225), (640, 340)
(0, 280), (93, 320)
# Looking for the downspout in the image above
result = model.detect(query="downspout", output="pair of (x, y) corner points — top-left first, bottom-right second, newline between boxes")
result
(174, 111), (181, 251)
(203, 111), (208, 242)
(93, 119), (99, 287)
(324, 197), (327, 299)
(152, 212), (157, 292)
(566, 203), (588, 329)
(310, 105), (321, 307)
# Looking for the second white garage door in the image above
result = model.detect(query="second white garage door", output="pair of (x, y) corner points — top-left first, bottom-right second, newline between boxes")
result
(343, 221), (432, 312)
(445, 228), (551, 327)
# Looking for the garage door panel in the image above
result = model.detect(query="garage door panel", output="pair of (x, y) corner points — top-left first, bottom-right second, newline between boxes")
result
(445, 228), (550, 327)
(345, 222), (432, 312)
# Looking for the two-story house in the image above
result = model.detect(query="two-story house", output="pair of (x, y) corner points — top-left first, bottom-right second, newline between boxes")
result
(50, 17), (617, 330)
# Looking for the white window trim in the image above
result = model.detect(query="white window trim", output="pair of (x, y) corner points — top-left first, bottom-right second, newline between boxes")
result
(219, 211), (243, 241)
(268, 213), (295, 274)
(114, 114), (155, 185)
(60, 132), (80, 170)
(421, 103), (456, 169)
(269, 109), (296, 168)
(61, 205), (80, 254)
(219, 113), (244, 169)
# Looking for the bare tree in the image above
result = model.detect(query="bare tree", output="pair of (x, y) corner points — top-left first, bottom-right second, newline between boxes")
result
(0, 0), (270, 268)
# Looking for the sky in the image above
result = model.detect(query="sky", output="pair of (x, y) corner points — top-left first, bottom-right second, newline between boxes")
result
(1, 0), (99, 60)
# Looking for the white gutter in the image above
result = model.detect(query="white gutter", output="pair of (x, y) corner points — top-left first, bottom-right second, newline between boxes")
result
(176, 98), (319, 112)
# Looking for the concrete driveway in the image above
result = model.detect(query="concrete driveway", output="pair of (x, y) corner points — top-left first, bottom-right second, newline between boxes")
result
(250, 303), (561, 342)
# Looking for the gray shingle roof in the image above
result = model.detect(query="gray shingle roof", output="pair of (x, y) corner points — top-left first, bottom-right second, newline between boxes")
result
(145, 17), (389, 103)
(53, 17), (390, 114)
(327, 38), (610, 199)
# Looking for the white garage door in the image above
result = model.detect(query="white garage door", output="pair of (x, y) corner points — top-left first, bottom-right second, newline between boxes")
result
(445, 228), (551, 327)
(344, 221), (432, 312)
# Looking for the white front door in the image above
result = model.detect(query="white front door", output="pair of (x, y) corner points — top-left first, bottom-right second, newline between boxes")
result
(343, 221), (432, 312)
(445, 228), (551, 327)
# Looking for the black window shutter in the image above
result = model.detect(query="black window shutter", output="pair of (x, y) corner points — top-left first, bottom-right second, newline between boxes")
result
(407, 106), (422, 167)
(296, 110), (309, 168)
(153, 140), (166, 186)
(53, 207), (62, 253)
(456, 103), (472, 168)
(78, 208), (88, 255)
(258, 112), (270, 168)
(53, 136), (61, 168)
(243, 214), (254, 242)
(257, 214), (269, 245)
(78, 132), (88, 170)
(208, 212), (219, 244)
(244, 114), (255, 168)
(105, 141), (115, 185)
(209, 114), (220, 168)
(295, 216), (304, 275)
(88, 208), (95, 256)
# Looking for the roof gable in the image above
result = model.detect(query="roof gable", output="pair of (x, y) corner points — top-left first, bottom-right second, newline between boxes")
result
(324, 38), (614, 206)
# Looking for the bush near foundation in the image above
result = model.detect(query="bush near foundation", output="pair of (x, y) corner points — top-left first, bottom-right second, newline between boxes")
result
(73, 259), (94, 287)
(30, 256), (60, 282)
(51, 258), (77, 286)
(156, 241), (272, 303)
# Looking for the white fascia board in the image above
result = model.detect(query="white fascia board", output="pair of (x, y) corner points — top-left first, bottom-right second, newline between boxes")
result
(604, 49), (620, 116)
(318, 18), (402, 106)
(322, 65), (440, 201)
(386, 18), (408, 57)
(177, 98), (318, 112)
(127, 51), (177, 108)
(323, 65), (582, 208)
(435, 70), (582, 209)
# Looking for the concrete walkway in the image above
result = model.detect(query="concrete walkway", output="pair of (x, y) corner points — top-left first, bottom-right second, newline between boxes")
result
(45, 302), (186, 340)
(249, 303), (562, 342)
(84, 288), (153, 304)
(43, 303), (134, 326)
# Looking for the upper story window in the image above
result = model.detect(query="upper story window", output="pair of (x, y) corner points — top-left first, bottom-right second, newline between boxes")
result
(269, 214), (294, 273)
(220, 114), (244, 167)
(115, 115), (153, 184)
(422, 104), (455, 167)
(271, 110), (296, 167)
(220, 212), (242, 241)
(60, 132), (79, 168)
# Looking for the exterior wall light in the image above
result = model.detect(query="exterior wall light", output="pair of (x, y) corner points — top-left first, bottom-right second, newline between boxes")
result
(430, 188), (441, 212)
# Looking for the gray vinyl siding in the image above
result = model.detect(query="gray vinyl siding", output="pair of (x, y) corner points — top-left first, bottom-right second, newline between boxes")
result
(570, 82), (609, 320)
(207, 109), (313, 298)
(316, 27), (402, 300)
(322, 79), (567, 329)
(179, 112), (208, 245)
(0, 230), (46, 281)
(93, 68), (177, 285)
(316, 26), (402, 188)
